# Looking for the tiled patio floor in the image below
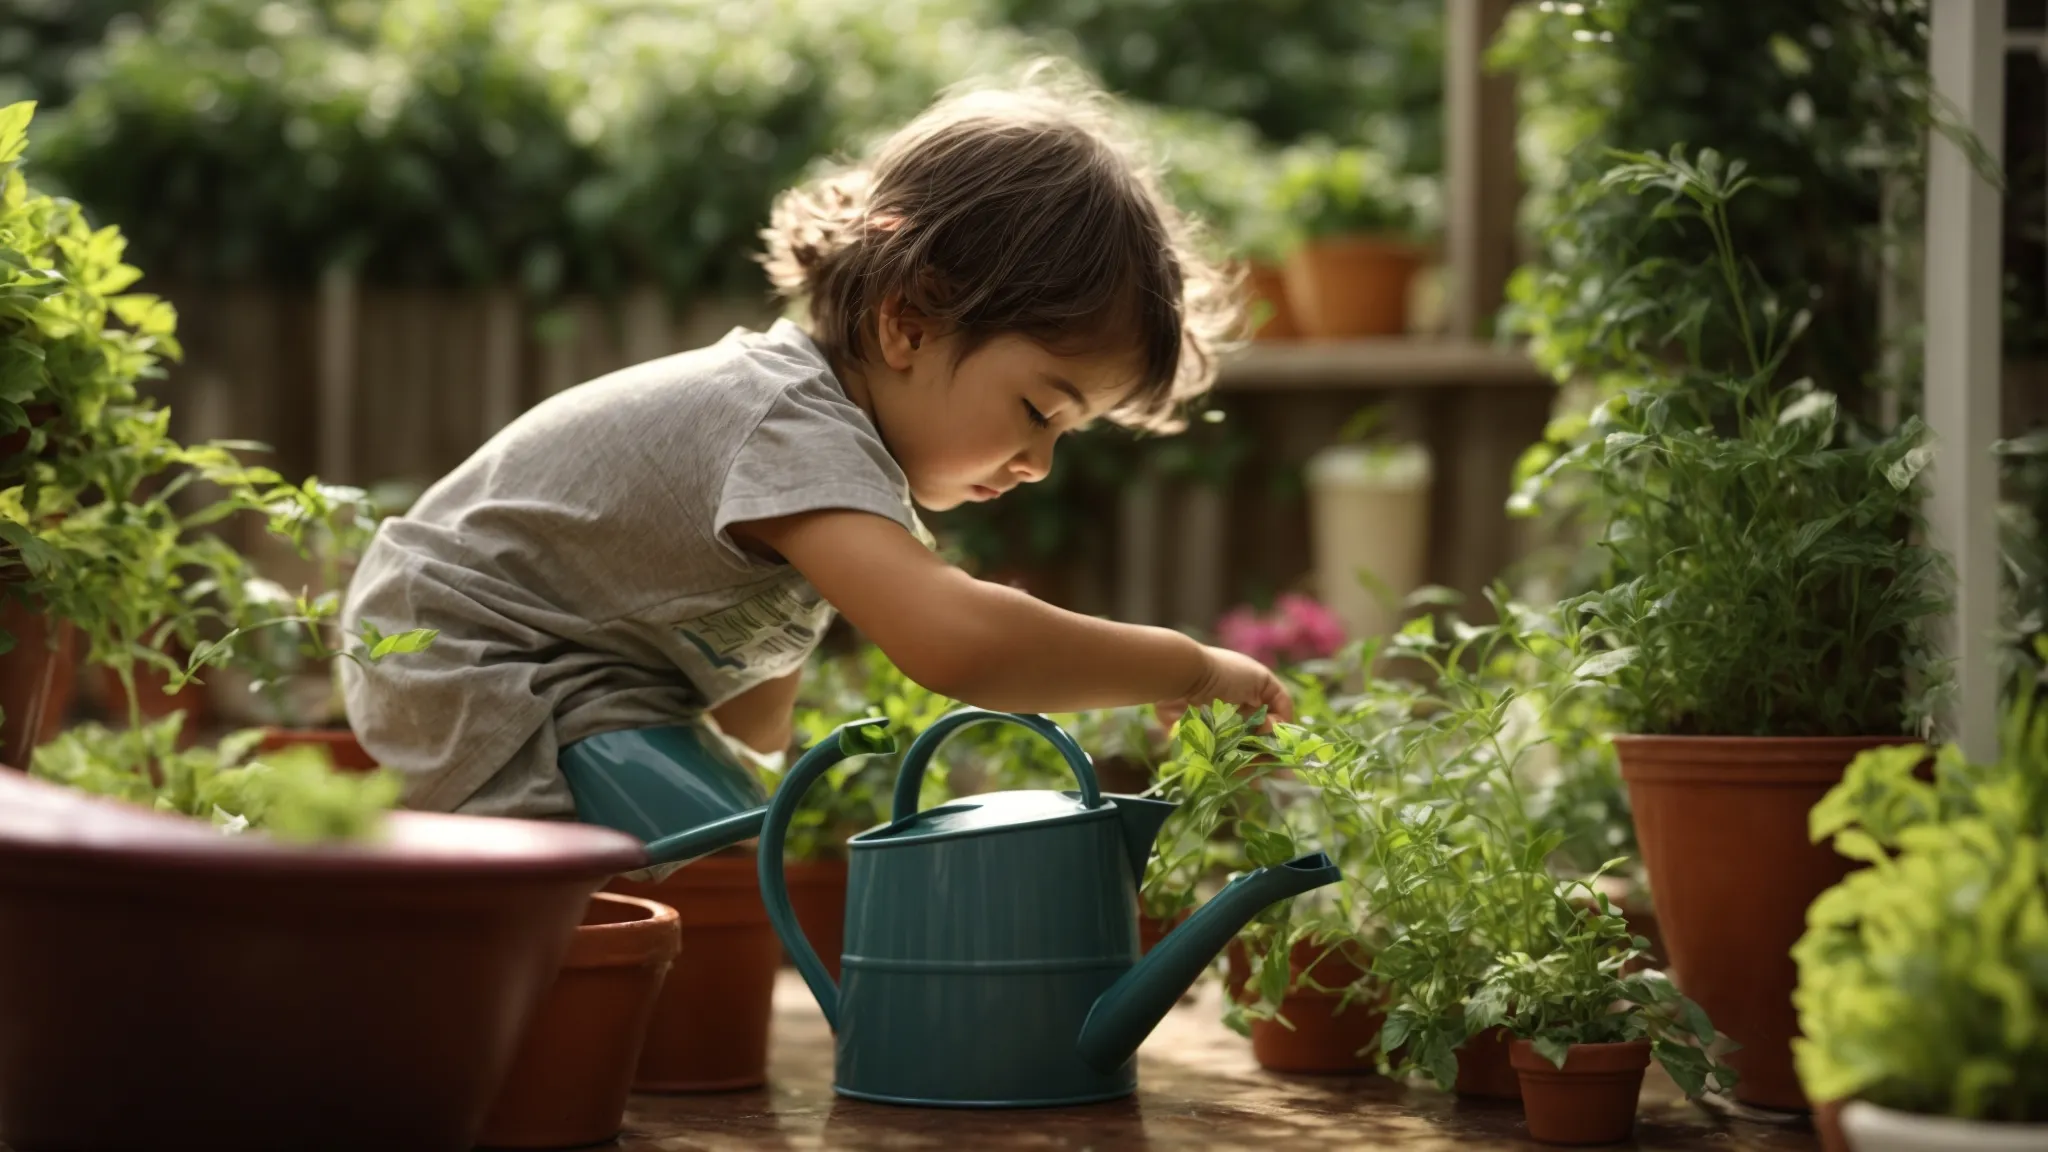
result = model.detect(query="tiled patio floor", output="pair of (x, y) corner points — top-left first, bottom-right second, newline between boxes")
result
(620, 973), (1825, 1151)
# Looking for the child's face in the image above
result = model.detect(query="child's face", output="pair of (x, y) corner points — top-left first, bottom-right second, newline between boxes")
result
(869, 309), (1137, 513)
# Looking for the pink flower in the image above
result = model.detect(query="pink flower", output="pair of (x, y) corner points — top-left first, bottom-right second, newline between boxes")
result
(1274, 594), (1346, 662)
(1212, 595), (1347, 668)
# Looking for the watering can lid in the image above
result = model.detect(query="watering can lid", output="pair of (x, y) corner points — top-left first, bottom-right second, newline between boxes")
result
(860, 789), (1109, 846)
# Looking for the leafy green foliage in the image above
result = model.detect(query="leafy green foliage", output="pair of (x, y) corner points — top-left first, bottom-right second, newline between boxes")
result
(782, 643), (1152, 860)
(987, 0), (1446, 173)
(31, 713), (401, 841)
(1272, 144), (1432, 243)
(1793, 675), (2048, 1120)
(1475, 869), (1737, 1099)
(0, 98), (433, 746)
(1519, 148), (1946, 737)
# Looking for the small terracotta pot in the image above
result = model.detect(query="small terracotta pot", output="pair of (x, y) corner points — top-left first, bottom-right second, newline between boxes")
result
(1454, 1025), (1522, 1100)
(1816, 1098), (1851, 1152)
(1511, 1038), (1651, 1146)
(1247, 942), (1383, 1074)
(96, 645), (206, 730)
(0, 768), (643, 1152)
(1244, 260), (1300, 341)
(1095, 754), (1153, 796)
(1282, 236), (1427, 338)
(260, 726), (379, 772)
(1615, 735), (1914, 1111)
(784, 856), (849, 982)
(608, 851), (781, 1091)
(1138, 909), (1188, 955)
(0, 598), (78, 771)
(475, 893), (681, 1149)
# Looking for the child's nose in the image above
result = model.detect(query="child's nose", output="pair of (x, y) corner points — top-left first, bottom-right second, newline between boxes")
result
(1010, 440), (1053, 482)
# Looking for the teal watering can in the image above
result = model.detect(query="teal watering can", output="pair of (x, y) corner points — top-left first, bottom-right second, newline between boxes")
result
(557, 715), (892, 868)
(757, 707), (1342, 1108)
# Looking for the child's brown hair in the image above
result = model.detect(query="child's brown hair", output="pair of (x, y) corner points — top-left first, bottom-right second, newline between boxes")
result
(759, 63), (1242, 433)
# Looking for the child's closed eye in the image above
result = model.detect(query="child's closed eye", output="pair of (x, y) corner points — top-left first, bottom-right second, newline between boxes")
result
(1022, 399), (1051, 429)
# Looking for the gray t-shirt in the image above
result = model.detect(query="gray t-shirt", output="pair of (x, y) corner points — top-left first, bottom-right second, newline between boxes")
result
(339, 319), (932, 819)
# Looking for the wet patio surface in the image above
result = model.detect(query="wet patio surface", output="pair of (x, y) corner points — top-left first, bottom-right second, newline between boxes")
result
(621, 973), (1825, 1151)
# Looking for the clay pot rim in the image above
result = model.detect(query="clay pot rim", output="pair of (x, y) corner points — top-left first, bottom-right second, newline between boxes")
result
(1509, 1038), (1653, 1076)
(1614, 734), (1919, 783)
(1291, 234), (1435, 260)
(569, 892), (681, 969)
(0, 769), (645, 880)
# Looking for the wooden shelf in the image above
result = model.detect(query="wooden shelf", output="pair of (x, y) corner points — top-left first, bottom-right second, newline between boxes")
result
(1215, 338), (1552, 391)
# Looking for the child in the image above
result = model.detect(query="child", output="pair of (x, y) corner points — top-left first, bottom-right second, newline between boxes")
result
(340, 70), (1292, 823)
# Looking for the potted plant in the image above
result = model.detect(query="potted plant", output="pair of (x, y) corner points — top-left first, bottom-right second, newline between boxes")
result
(1142, 105), (1298, 341)
(474, 891), (681, 1150)
(0, 104), (626, 1152)
(1531, 149), (1947, 1111)
(1272, 143), (1433, 339)
(1300, 407), (1431, 643)
(1145, 697), (1387, 1074)
(1477, 873), (1738, 1146)
(1793, 675), (2048, 1152)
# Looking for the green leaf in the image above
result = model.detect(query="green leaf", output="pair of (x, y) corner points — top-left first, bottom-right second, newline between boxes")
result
(1532, 1035), (1572, 1070)
(367, 628), (437, 660)
(0, 102), (33, 165)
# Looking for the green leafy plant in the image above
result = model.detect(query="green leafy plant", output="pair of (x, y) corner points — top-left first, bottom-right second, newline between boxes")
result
(1473, 868), (1738, 1098)
(1792, 670), (2048, 1120)
(1272, 143), (1429, 243)
(1, 97), (430, 755)
(1520, 148), (1947, 738)
(31, 712), (401, 841)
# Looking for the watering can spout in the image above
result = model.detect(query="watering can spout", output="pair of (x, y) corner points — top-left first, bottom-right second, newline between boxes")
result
(1074, 852), (1342, 1073)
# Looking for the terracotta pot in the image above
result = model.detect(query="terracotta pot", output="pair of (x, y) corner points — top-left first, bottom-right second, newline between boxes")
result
(1095, 754), (1153, 795)
(1282, 236), (1427, 338)
(784, 856), (848, 982)
(0, 598), (77, 771)
(0, 768), (643, 1152)
(1615, 735), (1912, 1111)
(1511, 1038), (1651, 1146)
(1454, 1025), (1522, 1100)
(260, 726), (379, 772)
(1816, 1098), (1851, 1152)
(1244, 260), (1300, 341)
(1138, 909), (1188, 955)
(475, 893), (681, 1149)
(1247, 942), (1383, 1075)
(608, 851), (781, 1091)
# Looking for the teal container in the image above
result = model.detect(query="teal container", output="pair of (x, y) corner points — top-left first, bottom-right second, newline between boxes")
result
(758, 708), (1341, 1108)
(557, 722), (775, 867)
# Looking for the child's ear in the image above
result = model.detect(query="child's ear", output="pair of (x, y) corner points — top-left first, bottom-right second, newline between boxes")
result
(876, 294), (927, 371)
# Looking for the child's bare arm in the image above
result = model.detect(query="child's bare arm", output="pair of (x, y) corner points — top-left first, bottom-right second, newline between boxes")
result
(709, 665), (804, 757)
(731, 510), (1291, 722)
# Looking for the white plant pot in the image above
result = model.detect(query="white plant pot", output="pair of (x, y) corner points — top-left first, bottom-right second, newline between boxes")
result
(1304, 442), (1432, 642)
(1841, 1101), (2048, 1152)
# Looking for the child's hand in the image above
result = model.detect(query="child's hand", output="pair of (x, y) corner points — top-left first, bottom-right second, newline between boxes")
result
(1157, 645), (1293, 731)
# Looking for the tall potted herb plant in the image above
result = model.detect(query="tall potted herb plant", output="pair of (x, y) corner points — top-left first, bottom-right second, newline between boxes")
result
(1532, 149), (1947, 1111)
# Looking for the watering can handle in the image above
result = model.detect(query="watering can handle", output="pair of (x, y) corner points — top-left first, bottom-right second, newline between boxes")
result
(757, 717), (894, 1033)
(890, 709), (1102, 822)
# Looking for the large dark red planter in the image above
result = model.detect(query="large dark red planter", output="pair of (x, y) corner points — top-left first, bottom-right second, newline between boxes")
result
(0, 769), (643, 1152)
(1615, 735), (1911, 1111)
(608, 850), (781, 1091)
